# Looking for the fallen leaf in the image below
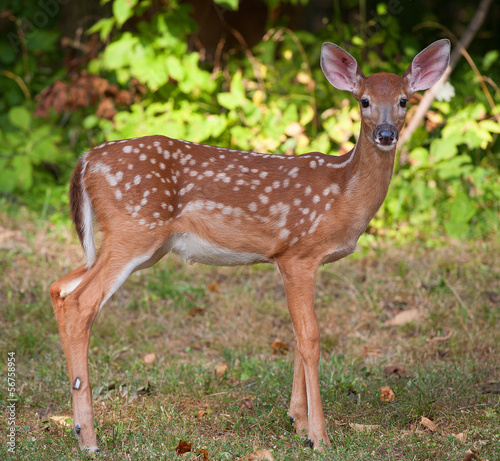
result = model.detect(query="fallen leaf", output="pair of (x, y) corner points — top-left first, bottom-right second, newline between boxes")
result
(271, 339), (289, 355)
(379, 386), (396, 402)
(453, 432), (467, 443)
(189, 307), (205, 316)
(175, 440), (192, 455)
(461, 449), (480, 461)
(197, 410), (208, 419)
(385, 309), (422, 327)
(420, 416), (439, 432)
(237, 448), (274, 460)
(49, 415), (72, 427)
(362, 345), (382, 358)
(426, 330), (453, 343)
(143, 352), (156, 364)
(206, 282), (219, 292)
(241, 396), (255, 412)
(197, 448), (209, 461)
(383, 365), (408, 377)
(215, 363), (228, 377)
(349, 423), (380, 432)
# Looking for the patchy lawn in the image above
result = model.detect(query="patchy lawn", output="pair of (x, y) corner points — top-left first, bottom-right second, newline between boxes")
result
(1, 209), (499, 460)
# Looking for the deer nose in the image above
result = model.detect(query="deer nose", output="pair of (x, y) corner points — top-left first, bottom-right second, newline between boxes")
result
(373, 123), (398, 146)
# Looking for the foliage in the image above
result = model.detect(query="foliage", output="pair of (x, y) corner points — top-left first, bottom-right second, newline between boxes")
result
(0, 0), (499, 240)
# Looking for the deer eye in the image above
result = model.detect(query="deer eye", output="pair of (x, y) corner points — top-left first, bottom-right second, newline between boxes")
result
(360, 99), (370, 108)
(400, 98), (408, 108)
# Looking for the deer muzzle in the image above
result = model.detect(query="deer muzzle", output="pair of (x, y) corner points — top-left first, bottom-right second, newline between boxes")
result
(373, 123), (399, 147)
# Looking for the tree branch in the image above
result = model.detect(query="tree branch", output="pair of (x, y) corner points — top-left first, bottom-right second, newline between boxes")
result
(398, 0), (493, 150)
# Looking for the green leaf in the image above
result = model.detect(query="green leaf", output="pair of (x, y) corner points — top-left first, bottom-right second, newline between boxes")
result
(87, 17), (116, 41)
(8, 106), (31, 131)
(429, 136), (458, 162)
(478, 119), (500, 134)
(217, 93), (238, 110)
(113, 0), (139, 27)
(435, 155), (472, 180)
(165, 56), (184, 81)
(213, 0), (239, 9)
(483, 50), (499, 70)
(102, 33), (139, 70)
(444, 194), (477, 239)
(217, 73), (247, 110)
(12, 155), (33, 191)
(409, 147), (429, 168)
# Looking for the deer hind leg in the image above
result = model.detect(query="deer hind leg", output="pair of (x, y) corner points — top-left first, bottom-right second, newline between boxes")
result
(50, 239), (165, 451)
(276, 257), (331, 451)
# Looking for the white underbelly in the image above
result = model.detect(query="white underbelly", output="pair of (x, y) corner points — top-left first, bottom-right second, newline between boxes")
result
(166, 232), (271, 266)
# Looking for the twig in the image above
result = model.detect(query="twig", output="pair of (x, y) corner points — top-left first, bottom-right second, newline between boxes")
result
(397, 0), (493, 149)
(1, 70), (31, 100)
(444, 279), (472, 321)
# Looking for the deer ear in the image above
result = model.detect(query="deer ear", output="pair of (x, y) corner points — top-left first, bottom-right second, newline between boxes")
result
(321, 43), (364, 97)
(404, 39), (450, 93)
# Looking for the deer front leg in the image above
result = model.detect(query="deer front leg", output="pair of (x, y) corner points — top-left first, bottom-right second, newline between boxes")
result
(276, 258), (331, 451)
(289, 339), (308, 436)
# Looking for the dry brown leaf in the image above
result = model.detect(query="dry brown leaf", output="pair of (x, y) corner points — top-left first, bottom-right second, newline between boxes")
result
(175, 440), (192, 455)
(143, 353), (156, 364)
(197, 448), (209, 461)
(349, 423), (380, 432)
(237, 449), (274, 461)
(385, 309), (422, 327)
(461, 449), (480, 461)
(362, 345), (383, 358)
(453, 432), (467, 443)
(206, 282), (219, 292)
(49, 415), (72, 427)
(420, 416), (439, 432)
(241, 396), (255, 412)
(383, 365), (408, 377)
(270, 339), (289, 355)
(215, 363), (228, 377)
(379, 386), (396, 402)
(197, 410), (208, 419)
(189, 307), (205, 316)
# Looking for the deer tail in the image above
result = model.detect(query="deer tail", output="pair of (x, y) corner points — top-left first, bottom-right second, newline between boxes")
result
(69, 156), (96, 269)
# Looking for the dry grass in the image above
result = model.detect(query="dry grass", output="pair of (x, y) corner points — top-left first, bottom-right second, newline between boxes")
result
(1, 208), (499, 460)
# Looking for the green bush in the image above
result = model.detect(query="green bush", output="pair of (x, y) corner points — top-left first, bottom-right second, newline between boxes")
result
(0, 0), (498, 239)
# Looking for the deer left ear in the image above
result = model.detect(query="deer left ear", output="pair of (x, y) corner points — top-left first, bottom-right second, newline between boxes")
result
(321, 42), (365, 98)
(404, 39), (450, 93)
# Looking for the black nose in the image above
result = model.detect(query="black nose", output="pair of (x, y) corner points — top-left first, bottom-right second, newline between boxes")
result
(373, 123), (398, 146)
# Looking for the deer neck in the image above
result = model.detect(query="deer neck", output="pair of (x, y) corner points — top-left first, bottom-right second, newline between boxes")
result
(336, 125), (396, 222)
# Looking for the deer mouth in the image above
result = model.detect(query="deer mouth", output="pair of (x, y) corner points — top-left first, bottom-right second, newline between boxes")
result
(373, 123), (398, 149)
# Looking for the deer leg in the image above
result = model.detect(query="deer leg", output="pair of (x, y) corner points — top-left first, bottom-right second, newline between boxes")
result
(288, 339), (308, 436)
(51, 265), (88, 387)
(50, 244), (161, 451)
(51, 264), (103, 451)
(276, 258), (331, 451)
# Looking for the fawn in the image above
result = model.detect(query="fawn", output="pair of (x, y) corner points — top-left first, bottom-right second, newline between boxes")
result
(51, 39), (450, 452)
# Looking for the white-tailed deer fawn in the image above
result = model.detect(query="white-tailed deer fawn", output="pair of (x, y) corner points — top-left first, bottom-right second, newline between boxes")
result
(51, 39), (450, 452)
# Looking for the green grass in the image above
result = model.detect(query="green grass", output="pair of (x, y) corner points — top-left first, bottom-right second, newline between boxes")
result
(1, 210), (499, 460)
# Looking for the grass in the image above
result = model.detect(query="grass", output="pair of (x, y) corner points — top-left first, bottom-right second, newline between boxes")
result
(0, 208), (499, 460)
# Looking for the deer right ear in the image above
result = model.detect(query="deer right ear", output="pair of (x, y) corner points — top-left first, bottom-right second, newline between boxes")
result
(321, 43), (364, 97)
(404, 39), (450, 93)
